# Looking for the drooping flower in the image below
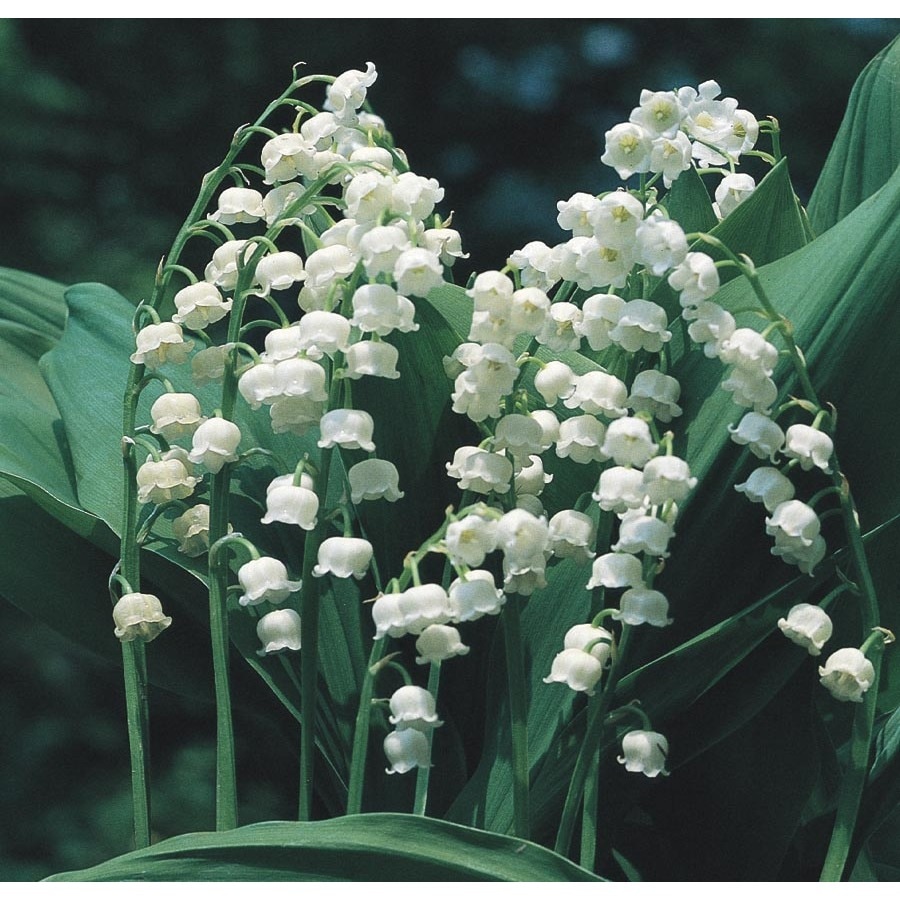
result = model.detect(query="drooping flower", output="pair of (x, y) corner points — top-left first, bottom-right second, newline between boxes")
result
(782, 424), (834, 473)
(149, 392), (205, 441)
(131, 322), (194, 369)
(237, 557), (303, 607)
(312, 537), (374, 580)
(136, 456), (201, 505)
(171, 504), (212, 557)
(613, 588), (673, 627)
(318, 408), (376, 452)
(618, 730), (669, 777)
(348, 459), (404, 503)
(777, 603), (833, 656)
(818, 647), (875, 703)
(261, 483), (319, 530)
(188, 418), (241, 473)
(256, 609), (302, 655)
(172, 282), (233, 331)
(384, 729), (431, 775)
(415, 624), (470, 665)
(543, 648), (605, 695)
(113, 592), (172, 643)
(388, 685), (442, 731)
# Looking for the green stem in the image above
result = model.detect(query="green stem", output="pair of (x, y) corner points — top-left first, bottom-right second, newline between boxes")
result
(118, 437), (152, 848)
(580, 691), (601, 871)
(346, 636), (387, 815)
(121, 639), (151, 848)
(503, 599), (530, 839)
(819, 484), (884, 881)
(555, 626), (633, 858)
(413, 661), (442, 816)
(208, 468), (238, 831)
(298, 447), (333, 821)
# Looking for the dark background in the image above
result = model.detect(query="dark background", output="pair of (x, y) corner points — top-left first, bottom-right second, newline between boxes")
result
(1, 18), (897, 879)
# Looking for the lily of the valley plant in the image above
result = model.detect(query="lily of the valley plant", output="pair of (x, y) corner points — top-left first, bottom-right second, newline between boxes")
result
(3, 38), (900, 882)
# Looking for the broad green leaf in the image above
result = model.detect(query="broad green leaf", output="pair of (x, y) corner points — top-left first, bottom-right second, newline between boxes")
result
(662, 164), (717, 235)
(809, 35), (900, 233)
(45, 814), (602, 881)
(0, 268), (102, 537)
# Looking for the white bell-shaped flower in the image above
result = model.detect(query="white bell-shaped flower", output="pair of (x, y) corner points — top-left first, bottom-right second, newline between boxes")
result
(261, 484), (319, 530)
(718, 328), (778, 376)
(256, 609), (302, 655)
(261, 325), (303, 362)
(530, 409), (560, 451)
(548, 509), (597, 564)
(649, 131), (693, 188)
(444, 517), (498, 569)
(371, 592), (407, 640)
(783, 424), (834, 473)
(534, 361), (577, 406)
(493, 414), (545, 461)
(613, 588), (673, 627)
(398, 584), (454, 635)
(189, 418), (241, 473)
(536, 301), (583, 352)
(394, 248), (444, 298)
(415, 624), (470, 665)
(423, 227), (468, 267)
(564, 371), (628, 418)
(588, 192), (644, 249)
(574, 293), (624, 352)
(514, 454), (553, 497)
(600, 122), (653, 179)
(263, 182), (312, 226)
(131, 322), (194, 369)
(772, 533), (827, 575)
(204, 240), (249, 291)
(238, 362), (279, 409)
(634, 215), (687, 276)
(191, 343), (232, 386)
(686, 301), (736, 358)
(261, 134), (317, 184)
(208, 187), (265, 225)
(446, 446), (513, 495)
(715, 173), (756, 218)
(447, 570), (505, 621)
(273, 358), (329, 402)
(384, 729), (431, 775)
(608, 299), (672, 354)
(613, 512), (674, 558)
(149, 392), (205, 441)
(507, 240), (558, 292)
(350, 283), (418, 336)
(343, 341), (401, 380)
(312, 536), (373, 580)
(618, 730), (669, 777)
(172, 504), (212, 557)
(358, 225), (411, 279)
(668, 252), (720, 306)
(819, 648), (875, 703)
(627, 369), (683, 423)
(778, 603), (833, 656)
(344, 171), (394, 223)
(630, 89), (685, 138)
(765, 500), (820, 549)
(238, 557), (302, 607)
(587, 552), (645, 590)
(326, 62), (377, 124)
(388, 685), (442, 730)
(113, 592), (172, 643)
(721, 367), (778, 413)
(735, 466), (795, 513)
(302, 246), (357, 298)
(348, 459), (404, 503)
(600, 416), (658, 468)
(556, 192), (601, 237)
(543, 648), (604, 695)
(728, 411), (785, 461)
(496, 508), (550, 576)
(593, 466), (646, 513)
(136, 457), (201, 505)
(270, 397), (326, 436)
(392, 172), (444, 221)
(509, 287), (550, 336)
(556, 415), (609, 465)
(564, 623), (615, 666)
(255, 251), (306, 294)
(296, 311), (352, 360)
(641, 456), (697, 505)
(172, 282), (233, 331)
(317, 408), (376, 452)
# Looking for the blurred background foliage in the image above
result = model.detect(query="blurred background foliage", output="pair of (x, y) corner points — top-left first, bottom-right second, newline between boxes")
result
(1, 17), (898, 880)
